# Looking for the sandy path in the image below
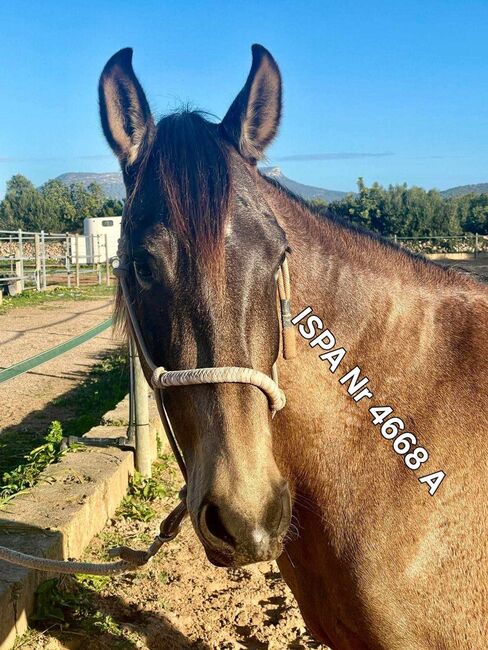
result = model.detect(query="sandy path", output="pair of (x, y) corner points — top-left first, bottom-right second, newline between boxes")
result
(0, 298), (121, 435)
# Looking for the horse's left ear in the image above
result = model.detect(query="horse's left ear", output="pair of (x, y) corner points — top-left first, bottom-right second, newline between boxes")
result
(221, 44), (282, 164)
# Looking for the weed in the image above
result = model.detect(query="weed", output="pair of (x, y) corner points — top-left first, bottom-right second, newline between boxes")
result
(0, 421), (65, 506)
(31, 576), (126, 637)
(99, 529), (129, 549)
(158, 570), (169, 585)
(116, 470), (168, 522)
(129, 471), (167, 501)
(117, 496), (157, 522)
(76, 574), (111, 593)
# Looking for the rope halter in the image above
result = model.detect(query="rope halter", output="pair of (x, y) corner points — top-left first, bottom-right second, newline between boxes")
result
(115, 254), (296, 418)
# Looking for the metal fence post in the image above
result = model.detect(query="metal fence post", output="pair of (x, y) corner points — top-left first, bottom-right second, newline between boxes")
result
(41, 230), (47, 290)
(18, 229), (24, 291)
(34, 233), (41, 291)
(130, 338), (152, 477)
(75, 233), (80, 287)
(96, 235), (102, 285)
(9, 234), (13, 277)
(65, 233), (71, 288)
(105, 233), (110, 286)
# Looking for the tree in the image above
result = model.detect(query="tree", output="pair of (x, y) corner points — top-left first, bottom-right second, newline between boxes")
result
(0, 175), (50, 231)
(325, 179), (466, 238)
(40, 180), (77, 231)
(99, 197), (124, 217)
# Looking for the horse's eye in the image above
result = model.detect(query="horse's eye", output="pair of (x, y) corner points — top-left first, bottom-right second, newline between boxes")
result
(133, 259), (153, 285)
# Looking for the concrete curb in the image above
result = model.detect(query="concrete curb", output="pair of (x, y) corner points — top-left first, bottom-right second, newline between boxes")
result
(0, 393), (165, 650)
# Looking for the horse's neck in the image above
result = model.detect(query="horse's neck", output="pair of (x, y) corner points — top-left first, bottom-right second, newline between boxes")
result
(269, 186), (410, 344)
(266, 182), (479, 500)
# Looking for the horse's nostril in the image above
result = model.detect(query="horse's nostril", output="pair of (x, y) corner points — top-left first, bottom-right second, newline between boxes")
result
(200, 501), (235, 547)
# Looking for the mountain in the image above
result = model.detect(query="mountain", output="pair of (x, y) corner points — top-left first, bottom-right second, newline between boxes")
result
(260, 167), (348, 202)
(440, 183), (488, 198)
(55, 168), (347, 203)
(55, 172), (126, 200)
(52, 172), (488, 203)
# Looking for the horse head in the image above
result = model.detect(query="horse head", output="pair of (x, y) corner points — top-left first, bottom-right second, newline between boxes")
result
(99, 45), (292, 567)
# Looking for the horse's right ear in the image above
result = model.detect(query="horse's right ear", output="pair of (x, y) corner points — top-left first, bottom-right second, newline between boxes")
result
(98, 48), (154, 166)
(221, 44), (282, 164)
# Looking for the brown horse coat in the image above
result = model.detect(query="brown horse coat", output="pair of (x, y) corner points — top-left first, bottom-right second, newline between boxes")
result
(267, 176), (488, 648)
(99, 45), (488, 649)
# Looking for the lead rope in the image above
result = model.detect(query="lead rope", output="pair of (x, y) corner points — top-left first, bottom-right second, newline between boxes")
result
(0, 258), (295, 576)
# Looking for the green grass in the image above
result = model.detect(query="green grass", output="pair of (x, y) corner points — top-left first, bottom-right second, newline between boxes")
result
(116, 470), (168, 522)
(0, 284), (114, 314)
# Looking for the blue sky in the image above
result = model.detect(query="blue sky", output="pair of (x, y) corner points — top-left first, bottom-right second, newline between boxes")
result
(1, 0), (487, 196)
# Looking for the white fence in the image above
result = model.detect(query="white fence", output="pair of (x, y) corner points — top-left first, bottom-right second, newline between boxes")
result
(0, 229), (113, 294)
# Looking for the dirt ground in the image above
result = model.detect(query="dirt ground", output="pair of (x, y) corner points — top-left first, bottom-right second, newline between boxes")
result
(0, 297), (120, 436)
(436, 255), (488, 282)
(21, 456), (327, 650)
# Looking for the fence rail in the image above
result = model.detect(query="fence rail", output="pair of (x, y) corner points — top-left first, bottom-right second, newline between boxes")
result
(0, 318), (113, 384)
(0, 228), (112, 295)
(392, 233), (487, 256)
(0, 316), (151, 475)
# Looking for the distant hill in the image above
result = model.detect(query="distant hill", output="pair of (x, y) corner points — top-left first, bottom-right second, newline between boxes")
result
(260, 167), (348, 202)
(56, 168), (348, 203)
(441, 183), (488, 198)
(56, 172), (126, 200)
(51, 172), (488, 203)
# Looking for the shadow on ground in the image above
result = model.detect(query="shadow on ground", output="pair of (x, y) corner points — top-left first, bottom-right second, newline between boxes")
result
(28, 585), (211, 649)
(0, 347), (128, 477)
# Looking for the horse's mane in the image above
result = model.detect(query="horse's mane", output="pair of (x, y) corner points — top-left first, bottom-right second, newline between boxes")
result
(259, 171), (483, 289)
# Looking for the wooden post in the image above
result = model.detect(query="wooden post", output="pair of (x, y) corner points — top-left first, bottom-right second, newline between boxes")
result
(105, 233), (110, 286)
(17, 229), (24, 291)
(41, 230), (47, 290)
(475, 233), (479, 259)
(131, 339), (152, 477)
(13, 254), (22, 295)
(34, 233), (41, 291)
(75, 233), (80, 287)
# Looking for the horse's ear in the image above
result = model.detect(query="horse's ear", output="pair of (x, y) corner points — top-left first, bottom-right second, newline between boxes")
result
(98, 48), (154, 166)
(221, 44), (282, 164)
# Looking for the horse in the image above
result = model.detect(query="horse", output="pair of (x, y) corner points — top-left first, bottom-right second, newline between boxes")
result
(98, 45), (488, 649)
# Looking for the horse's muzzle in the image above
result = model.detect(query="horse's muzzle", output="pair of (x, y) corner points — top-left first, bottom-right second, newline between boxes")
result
(196, 482), (292, 566)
